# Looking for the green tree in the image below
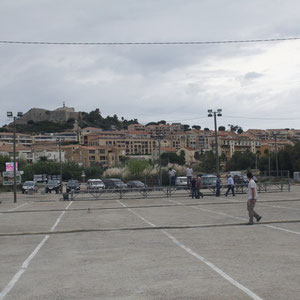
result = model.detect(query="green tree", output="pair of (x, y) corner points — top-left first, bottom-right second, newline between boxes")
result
(161, 152), (185, 166)
(199, 151), (217, 173)
(226, 150), (255, 171)
(192, 125), (201, 130)
(126, 159), (151, 178)
(0, 155), (12, 172)
(183, 124), (190, 132)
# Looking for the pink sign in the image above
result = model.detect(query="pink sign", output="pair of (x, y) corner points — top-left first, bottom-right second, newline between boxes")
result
(5, 162), (18, 172)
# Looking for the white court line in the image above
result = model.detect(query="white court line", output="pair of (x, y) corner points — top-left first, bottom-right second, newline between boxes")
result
(0, 201), (73, 300)
(217, 196), (300, 211)
(117, 199), (263, 300)
(7, 203), (28, 212)
(166, 199), (300, 235)
(50, 201), (73, 231)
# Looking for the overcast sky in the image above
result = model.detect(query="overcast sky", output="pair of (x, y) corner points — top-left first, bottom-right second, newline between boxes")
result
(1, 0), (300, 130)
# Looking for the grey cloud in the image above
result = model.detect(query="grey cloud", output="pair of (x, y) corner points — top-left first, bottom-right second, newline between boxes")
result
(1, 0), (300, 130)
(244, 72), (264, 80)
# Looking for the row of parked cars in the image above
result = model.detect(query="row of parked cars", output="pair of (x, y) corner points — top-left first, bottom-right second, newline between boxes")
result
(175, 173), (250, 188)
(21, 178), (146, 194)
(87, 179), (146, 191)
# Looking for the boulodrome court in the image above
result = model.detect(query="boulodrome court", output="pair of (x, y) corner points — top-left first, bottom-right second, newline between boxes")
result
(0, 186), (299, 299)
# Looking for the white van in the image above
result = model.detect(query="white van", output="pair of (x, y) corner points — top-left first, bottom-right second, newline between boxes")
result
(87, 179), (105, 190)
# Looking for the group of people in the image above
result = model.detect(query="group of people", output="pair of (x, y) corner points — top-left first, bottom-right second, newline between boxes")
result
(169, 165), (261, 225)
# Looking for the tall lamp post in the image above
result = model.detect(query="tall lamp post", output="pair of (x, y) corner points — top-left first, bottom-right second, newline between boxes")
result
(208, 109), (222, 175)
(56, 137), (63, 192)
(7, 111), (23, 203)
(273, 133), (279, 177)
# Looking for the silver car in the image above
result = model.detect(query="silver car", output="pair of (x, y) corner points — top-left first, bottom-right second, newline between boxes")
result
(87, 179), (105, 191)
(22, 181), (38, 194)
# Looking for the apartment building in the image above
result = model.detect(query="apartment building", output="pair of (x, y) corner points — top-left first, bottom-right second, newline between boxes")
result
(219, 136), (262, 159)
(33, 132), (78, 143)
(63, 145), (125, 168)
(0, 144), (32, 163)
(127, 124), (146, 131)
(31, 143), (66, 163)
(145, 123), (183, 137)
(0, 132), (32, 146)
(88, 135), (155, 156)
(78, 127), (104, 144)
(81, 130), (127, 145)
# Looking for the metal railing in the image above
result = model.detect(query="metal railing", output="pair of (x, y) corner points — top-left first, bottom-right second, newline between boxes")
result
(61, 182), (290, 201)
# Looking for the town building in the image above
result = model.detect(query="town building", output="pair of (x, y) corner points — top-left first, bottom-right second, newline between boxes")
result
(0, 132), (32, 147)
(63, 145), (125, 168)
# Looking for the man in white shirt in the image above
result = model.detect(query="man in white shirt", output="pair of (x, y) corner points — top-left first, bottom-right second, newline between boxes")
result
(246, 172), (262, 225)
(225, 175), (235, 196)
(168, 168), (177, 186)
(186, 165), (193, 187)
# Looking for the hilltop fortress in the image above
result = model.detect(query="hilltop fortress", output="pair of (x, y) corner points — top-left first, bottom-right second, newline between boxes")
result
(15, 106), (82, 125)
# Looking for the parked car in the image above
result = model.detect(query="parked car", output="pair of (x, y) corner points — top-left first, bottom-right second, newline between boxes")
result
(126, 180), (146, 190)
(45, 180), (62, 194)
(66, 180), (80, 193)
(103, 178), (127, 189)
(175, 176), (188, 187)
(22, 181), (38, 194)
(87, 179), (105, 191)
(233, 175), (249, 187)
(201, 174), (218, 188)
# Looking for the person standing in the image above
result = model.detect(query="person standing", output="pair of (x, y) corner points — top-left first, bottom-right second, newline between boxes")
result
(216, 175), (221, 197)
(225, 175), (235, 197)
(190, 176), (197, 199)
(196, 174), (203, 199)
(186, 165), (193, 187)
(246, 172), (262, 225)
(168, 168), (177, 186)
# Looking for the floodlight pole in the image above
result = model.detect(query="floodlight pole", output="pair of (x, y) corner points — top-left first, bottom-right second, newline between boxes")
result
(57, 138), (63, 192)
(7, 112), (22, 203)
(274, 133), (279, 177)
(13, 116), (17, 203)
(208, 109), (222, 175)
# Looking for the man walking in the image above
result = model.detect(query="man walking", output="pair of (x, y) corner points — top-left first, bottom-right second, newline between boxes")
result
(225, 175), (235, 197)
(246, 172), (262, 225)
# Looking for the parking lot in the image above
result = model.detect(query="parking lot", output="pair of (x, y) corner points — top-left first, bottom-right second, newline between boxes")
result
(0, 186), (299, 299)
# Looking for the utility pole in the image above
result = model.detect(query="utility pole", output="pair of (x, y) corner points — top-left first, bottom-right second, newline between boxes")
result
(273, 133), (279, 177)
(57, 137), (63, 192)
(7, 112), (23, 203)
(208, 109), (222, 175)
(156, 136), (162, 186)
(13, 116), (17, 203)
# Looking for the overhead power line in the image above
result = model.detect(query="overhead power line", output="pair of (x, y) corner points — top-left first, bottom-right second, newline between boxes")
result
(223, 115), (300, 121)
(0, 37), (300, 46)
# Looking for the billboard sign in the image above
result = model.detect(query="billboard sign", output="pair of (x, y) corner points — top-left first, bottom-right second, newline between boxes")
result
(5, 162), (18, 172)
(2, 172), (21, 185)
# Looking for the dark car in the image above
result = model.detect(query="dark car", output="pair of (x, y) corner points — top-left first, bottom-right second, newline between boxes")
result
(103, 178), (127, 189)
(126, 180), (146, 190)
(45, 180), (62, 194)
(201, 174), (218, 189)
(233, 175), (249, 187)
(66, 180), (80, 193)
(22, 181), (38, 194)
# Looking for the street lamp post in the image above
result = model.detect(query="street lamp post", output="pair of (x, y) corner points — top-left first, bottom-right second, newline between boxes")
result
(7, 111), (23, 203)
(274, 134), (279, 177)
(56, 137), (63, 192)
(208, 109), (222, 175)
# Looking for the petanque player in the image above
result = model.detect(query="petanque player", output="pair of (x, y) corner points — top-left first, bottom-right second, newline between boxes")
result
(246, 172), (262, 225)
